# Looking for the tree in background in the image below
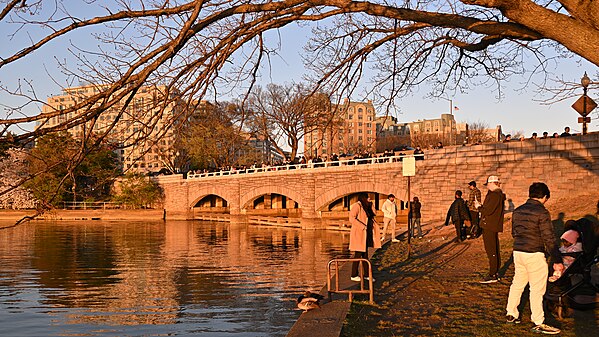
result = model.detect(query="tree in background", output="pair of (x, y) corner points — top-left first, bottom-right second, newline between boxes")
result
(376, 134), (412, 153)
(247, 83), (331, 160)
(181, 101), (258, 170)
(24, 133), (119, 208)
(468, 121), (499, 144)
(113, 173), (164, 209)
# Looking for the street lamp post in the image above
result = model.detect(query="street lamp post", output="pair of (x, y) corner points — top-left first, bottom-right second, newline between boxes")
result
(581, 72), (591, 135)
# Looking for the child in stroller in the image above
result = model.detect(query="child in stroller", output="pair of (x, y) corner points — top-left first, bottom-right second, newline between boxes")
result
(548, 228), (583, 282)
(545, 218), (599, 318)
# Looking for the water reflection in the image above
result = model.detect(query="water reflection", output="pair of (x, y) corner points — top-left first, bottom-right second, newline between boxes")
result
(0, 221), (350, 336)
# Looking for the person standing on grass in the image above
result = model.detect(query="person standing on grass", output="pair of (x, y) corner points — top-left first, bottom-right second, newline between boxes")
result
(505, 182), (563, 335)
(410, 196), (423, 239)
(466, 181), (482, 238)
(477, 175), (506, 284)
(444, 190), (471, 242)
(381, 194), (399, 242)
(349, 193), (381, 282)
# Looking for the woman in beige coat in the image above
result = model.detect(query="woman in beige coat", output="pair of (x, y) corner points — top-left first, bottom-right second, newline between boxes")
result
(349, 193), (381, 281)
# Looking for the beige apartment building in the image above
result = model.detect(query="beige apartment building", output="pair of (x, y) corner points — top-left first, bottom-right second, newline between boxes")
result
(408, 113), (459, 146)
(304, 98), (377, 157)
(39, 84), (186, 173)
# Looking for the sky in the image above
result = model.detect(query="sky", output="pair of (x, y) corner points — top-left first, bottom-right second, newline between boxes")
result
(1, 4), (598, 141)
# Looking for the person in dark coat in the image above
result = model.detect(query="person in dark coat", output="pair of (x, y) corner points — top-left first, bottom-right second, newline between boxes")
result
(477, 175), (506, 283)
(505, 182), (563, 334)
(444, 190), (471, 242)
(409, 196), (422, 238)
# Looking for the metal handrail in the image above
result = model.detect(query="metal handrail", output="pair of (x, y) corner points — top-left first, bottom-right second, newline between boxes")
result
(187, 154), (422, 179)
(327, 258), (374, 304)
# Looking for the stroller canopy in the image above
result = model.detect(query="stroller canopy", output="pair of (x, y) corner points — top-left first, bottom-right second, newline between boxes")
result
(564, 217), (599, 264)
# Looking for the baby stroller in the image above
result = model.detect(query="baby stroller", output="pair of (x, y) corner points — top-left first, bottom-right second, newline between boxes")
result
(545, 217), (599, 319)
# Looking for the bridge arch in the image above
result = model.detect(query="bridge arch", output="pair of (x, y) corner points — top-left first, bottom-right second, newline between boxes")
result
(314, 182), (404, 212)
(188, 185), (235, 209)
(240, 185), (303, 210)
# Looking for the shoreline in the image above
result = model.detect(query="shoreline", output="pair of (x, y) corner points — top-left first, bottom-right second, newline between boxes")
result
(0, 209), (168, 222)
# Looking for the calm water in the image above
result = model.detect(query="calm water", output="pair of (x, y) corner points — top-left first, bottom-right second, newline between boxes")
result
(0, 221), (351, 337)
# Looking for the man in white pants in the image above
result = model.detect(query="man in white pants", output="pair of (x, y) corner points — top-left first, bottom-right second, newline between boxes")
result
(506, 182), (563, 335)
(381, 194), (399, 242)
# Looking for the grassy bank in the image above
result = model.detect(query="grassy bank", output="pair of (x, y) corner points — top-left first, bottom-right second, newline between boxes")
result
(341, 200), (599, 337)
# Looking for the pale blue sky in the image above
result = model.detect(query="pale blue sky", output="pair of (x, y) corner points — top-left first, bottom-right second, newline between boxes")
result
(1, 7), (597, 139)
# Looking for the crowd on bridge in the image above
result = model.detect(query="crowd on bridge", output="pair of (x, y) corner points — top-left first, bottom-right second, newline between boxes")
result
(181, 126), (593, 179)
(185, 149), (421, 178)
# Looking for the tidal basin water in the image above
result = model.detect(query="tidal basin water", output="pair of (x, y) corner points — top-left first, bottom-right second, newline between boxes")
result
(0, 220), (351, 336)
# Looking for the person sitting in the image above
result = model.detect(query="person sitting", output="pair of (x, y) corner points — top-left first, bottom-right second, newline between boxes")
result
(548, 229), (583, 282)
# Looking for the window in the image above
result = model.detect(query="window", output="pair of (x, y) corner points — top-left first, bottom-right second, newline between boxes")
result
(358, 115), (363, 120)
(359, 122), (363, 126)
(348, 114), (353, 120)
(358, 107), (363, 113)
(366, 123), (371, 127)
(367, 130), (372, 134)
(358, 129), (363, 134)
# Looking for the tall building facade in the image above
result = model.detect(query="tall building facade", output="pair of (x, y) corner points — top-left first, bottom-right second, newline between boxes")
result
(39, 84), (185, 173)
(304, 98), (377, 157)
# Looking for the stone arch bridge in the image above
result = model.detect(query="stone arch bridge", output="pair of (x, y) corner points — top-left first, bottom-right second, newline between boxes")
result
(156, 134), (599, 228)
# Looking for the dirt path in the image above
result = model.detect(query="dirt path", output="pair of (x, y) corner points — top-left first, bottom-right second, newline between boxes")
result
(342, 219), (599, 337)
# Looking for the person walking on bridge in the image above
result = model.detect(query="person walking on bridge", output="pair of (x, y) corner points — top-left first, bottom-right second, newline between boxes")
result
(349, 193), (381, 282)
(381, 194), (399, 242)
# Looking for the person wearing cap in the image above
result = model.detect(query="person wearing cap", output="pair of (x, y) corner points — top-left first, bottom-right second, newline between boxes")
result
(466, 181), (482, 238)
(381, 194), (399, 242)
(505, 182), (563, 335)
(477, 175), (506, 284)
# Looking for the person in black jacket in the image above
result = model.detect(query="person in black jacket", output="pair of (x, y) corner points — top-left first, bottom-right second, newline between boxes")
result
(505, 182), (563, 335)
(477, 175), (506, 283)
(444, 190), (471, 242)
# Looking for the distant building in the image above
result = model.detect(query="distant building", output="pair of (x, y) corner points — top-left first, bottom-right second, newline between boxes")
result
(409, 114), (459, 146)
(375, 115), (410, 136)
(38, 84), (186, 174)
(243, 133), (285, 164)
(305, 98), (376, 157)
(374, 115), (411, 152)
